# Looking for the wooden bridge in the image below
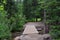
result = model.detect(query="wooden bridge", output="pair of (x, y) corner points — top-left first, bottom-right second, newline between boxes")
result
(23, 22), (49, 34)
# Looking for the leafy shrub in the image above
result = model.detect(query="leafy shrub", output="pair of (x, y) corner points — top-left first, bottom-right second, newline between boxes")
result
(0, 11), (11, 40)
(11, 14), (26, 31)
(11, 2), (26, 31)
(0, 24), (11, 40)
(49, 25), (60, 40)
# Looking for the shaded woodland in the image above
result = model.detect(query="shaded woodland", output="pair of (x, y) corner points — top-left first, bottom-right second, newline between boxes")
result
(0, 0), (60, 40)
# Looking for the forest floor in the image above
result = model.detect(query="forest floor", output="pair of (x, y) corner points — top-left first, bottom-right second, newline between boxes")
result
(11, 32), (22, 40)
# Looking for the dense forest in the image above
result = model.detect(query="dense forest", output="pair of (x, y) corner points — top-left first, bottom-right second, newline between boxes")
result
(0, 0), (60, 40)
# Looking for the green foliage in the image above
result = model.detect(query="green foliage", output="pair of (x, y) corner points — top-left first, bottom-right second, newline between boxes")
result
(5, 0), (26, 31)
(0, 11), (11, 40)
(0, 0), (11, 40)
(23, 0), (41, 22)
(0, 23), (11, 40)
(11, 13), (26, 31)
(45, 0), (60, 40)
(0, 5), (4, 10)
(50, 25), (60, 39)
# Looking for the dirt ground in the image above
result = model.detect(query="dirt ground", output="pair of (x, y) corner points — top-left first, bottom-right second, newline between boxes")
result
(11, 32), (22, 40)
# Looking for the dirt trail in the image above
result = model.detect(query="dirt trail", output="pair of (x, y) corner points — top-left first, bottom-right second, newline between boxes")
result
(12, 32), (22, 40)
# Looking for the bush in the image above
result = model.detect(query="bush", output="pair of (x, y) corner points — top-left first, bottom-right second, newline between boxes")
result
(11, 3), (26, 31)
(0, 11), (11, 40)
(11, 14), (26, 31)
(49, 25), (60, 40)
(0, 24), (11, 40)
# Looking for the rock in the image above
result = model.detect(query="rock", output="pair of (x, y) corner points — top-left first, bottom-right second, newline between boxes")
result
(14, 36), (20, 40)
(14, 34), (51, 40)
